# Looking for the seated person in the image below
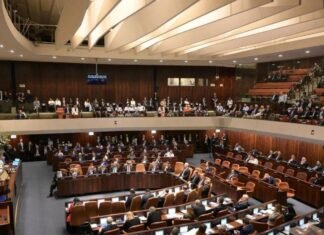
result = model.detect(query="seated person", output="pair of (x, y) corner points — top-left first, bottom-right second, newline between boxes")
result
(162, 161), (172, 172)
(180, 163), (191, 181)
(185, 199), (205, 219)
(204, 162), (214, 175)
(284, 203), (296, 222)
(146, 206), (161, 227)
(311, 173), (324, 186)
(123, 161), (133, 173)
(267, 204), (284, 226)
(196, 224), (207, 235)
(141, 189), (154, 209)
(164, 149), (175, 158)
(110, 160), (120, 173)
(233, 194), (249, 211)
(212, 197), (227, 216)
(99, 217), (118, 235)
(262, 173), (275, 185)
(246, 154), (258, 165)
(287, 154), (298, 165)
(200, 179), (211, 198)
(0, 165), (9, 181)
(226, 169), (238, 182)
(157, 189), (169, 207)
(16, 109), (27, 119)
(233, 218), (254, 235)
(86, 162), (96, 176)
(71, 105), (79, 117)
(190, 171), (201, 189)
(66, 197), (82, 225)
(123, 211), (140, 232)
(312, 160), (322, 172)
(125, 189), (136, 209)
(299, 156), (309, 168)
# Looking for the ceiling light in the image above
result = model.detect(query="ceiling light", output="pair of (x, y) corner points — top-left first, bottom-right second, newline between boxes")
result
(10, 134), (17, 139)
(52, 56), (57, 59)
(254, 57), (259, 61)
(81, 57), (85, 61)
(10, 50), (14, 53)
(238, 64), (242, 66)
(19, 54), (23, 58)
(151, 130), (156, 134)
(296, 61), (300, 64)
(0, 44), (3, 48)
(305, 50), (310, 54)
(215, 129), (221, 133)
(233, 60), (237, 64)
(88, 132), (94, 136)
(278, 54), (283, 58)
(184, 60), (188, 63)
(134, 59), (138, 62)
(107, 58), (112, 62)
(272, 64), (276, 66)
(208, 60), (213, 64)
(159, 60), (163, 63)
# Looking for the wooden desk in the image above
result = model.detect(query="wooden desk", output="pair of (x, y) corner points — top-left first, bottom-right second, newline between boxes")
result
(57, 172), (185, 197)
(0, 203), (10, 234)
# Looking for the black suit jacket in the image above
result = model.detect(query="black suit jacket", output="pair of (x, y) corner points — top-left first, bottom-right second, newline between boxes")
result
(263, 176), (275, 185)
(192, 203), (206, 218)
(123, 217), (140, 232)
(99, 223), (118, 235)
(190, 176), (201, 188)
(147, 211), (161, 226)
(234, 201), (249, 211)
(181, 168), (191, 181)
(125, 194), (135, 208)
(240, 224), (254, 235)
(141, 193), (154, 208)
(212, 204), (227, 216)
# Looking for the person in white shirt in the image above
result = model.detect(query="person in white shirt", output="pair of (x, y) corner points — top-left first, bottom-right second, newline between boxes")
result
(246, 154), (259, 165)
(33, 97), (40, 113)
(278, 93), (288, 104)
(227, 98), (233, 109)
(55, 98), (61, 107)
(164, 149), (175, 158)
(84, 99), (92, 112)
(48, 98), (55, 112)
(130, 98), (136, 107)
(71, 105), (79, 117)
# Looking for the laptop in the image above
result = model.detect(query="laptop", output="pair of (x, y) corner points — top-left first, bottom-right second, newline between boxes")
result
(180, 226), (188, 233)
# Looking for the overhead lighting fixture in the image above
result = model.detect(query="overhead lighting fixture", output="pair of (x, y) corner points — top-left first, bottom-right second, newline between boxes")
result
(278, 54), (283, 58)
(254, 57), (259, 61)
(10, 49), (14, 53)
(10, 134), (17, 139)
(52, 56), (57, 59)
(88, 132), (94, 136)
(19, 54), (23, 58)
(81, 57), (85, 61)
(296, 61), (300, 64)
(151, 130), (156, 134)
(0, 44), (3, 48)
(233, 60), (237, 64)
(159, 59), (163, 63)
(305, 50), (310, 54)
(272, 64), (276, 66)
(208, 60), (213, 64)
(107, 58), (112, 62)
(238, 64), (242, 66)
(184, 60), (188, 63)
(215, 129), (221, 133)
(134, 59), (138, 62)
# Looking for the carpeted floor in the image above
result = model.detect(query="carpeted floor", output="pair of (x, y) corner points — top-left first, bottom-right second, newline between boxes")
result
(16, 155), (316, 235)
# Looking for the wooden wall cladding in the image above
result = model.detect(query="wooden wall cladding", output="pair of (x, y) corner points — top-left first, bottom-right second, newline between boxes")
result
(0, 61), (255, 103)
(0, 61), (12, 91)
(225, 130), (324, 164)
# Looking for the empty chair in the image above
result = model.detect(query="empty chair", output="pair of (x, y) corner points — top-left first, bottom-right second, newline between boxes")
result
(250, 220), (269, 233)
(214, 158), (222, 166)
(198, 212), (214, 221)
(221, 160), (230, 168)
(285, 168), (295, 176)
(276, 165), (285, 173)
(278, 182), (295, 198)
(238, 166), (249, 174)
(231, 163), (240, 171)
(148, 221), (167, 229)
(135, 163), (146, 172)
(129, 196), (142, 211)
(127, 223), (145, 233)
(186, 190), (199, 203)
(245, 181), (256, 196)
(103, 228), (120, 235)
(111, 201), (126, 214)
(98, 201), (112, 216)
(226, 152), (234, 158)
(70, 205), (87, 227)
(174, 191), (185, 205)
(174, 162), (184, 175)
(84, 201), (99, 219)
(296, 172), (307, 181)
(144, 197), (159, 209)
(274, 178), (282, 187)
(230, 176), (244, 187)
(163, 194), (175, 207)
(172, 218), (192, 225)
(251, 170), (260, 179)
(234, 154), (243, 160)
(263, 162), (273, 169)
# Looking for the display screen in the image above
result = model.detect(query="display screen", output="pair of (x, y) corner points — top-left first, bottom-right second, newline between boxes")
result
(87, 74), (107, 84)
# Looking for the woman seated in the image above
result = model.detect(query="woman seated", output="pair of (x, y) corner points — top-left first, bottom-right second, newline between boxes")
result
(123, 211), (140, 232)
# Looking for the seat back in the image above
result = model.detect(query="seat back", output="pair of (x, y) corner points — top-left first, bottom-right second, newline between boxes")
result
(103, 228), (120, 235)
(264, 162), (273, 169)
(285, 168), (295, 176)
(173, 218), (191, 225)
(274, 178), (282, 186)
(246, 181), (256, 193)
(234, 154), (243, 160)
(144, 197), (159, 209)
(111, 201), (126, 214)
(84, 201), (99, 219)
(221, 160), (230, 168)
(210, 167), (217, 176)
(238, 166), (249, 174)
(226, 152), (234, 158)
(193, 167), (203, 175)
(198, 212), (214, 221)
(163, 194), (175, 207)
(174, 191), (185, 205)
(250, 220), (269, 233)
(148, 221), (167, 229)
(217, 209), (230, 217)
(128, 223), (145, 233)
(186, 190), (199, 203)
(174, 162), (184, 175)
(70, 205), (87, 226)
(276, 165), (285, 173)
(135, 163), (146, 172)
(130, 196), (142, 211)
(98, 201), (112, 216)
(251, 170), (260, 179)
(296, 172), (307, 181)
(278, 182), (290, 192)
(231, 163), (240, 171)
(214, 158), (222, 166)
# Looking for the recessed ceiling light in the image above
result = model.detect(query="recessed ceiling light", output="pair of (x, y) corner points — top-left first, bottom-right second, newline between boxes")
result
(159, 59), (163, 63)
(233, 60), (237, 63)
(272, 63), (276, 66)
(0, 44), (4, 48)
(10, 49), (14, 53)
(19, 54), (23, 58)
(305, 50), (310, 54)
(134, 59), (138, 62)
(184, 60), (188, 63)
(296, 61), (300, 64)
(278, 54), (283, 58)
(208, 60), (213, 64)
(254, 57), (258, 61)
(81, 57), (85, 61)
(107, 58), (112, 61)
(52, 56), (57, 59)
(238, 64), (242, 66)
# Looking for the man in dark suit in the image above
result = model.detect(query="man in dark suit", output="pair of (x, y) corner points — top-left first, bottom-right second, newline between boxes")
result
(212, 197), (227, 216)
(99, 217), (118, 235)
(141, 189), (154, 209)
(192, 199), (206, 218)
(262, 173), (275, 185)
(234, 194), (249, 211)
(234, 218), (254, 235)
(180, 163), (191, 181)
(190, 171), (201, 189)
(125, 189), (136, 209)
(146, 206), (161, 226)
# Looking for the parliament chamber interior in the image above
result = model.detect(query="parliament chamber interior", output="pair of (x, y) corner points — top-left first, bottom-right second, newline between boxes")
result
(0, 0), (324, 235)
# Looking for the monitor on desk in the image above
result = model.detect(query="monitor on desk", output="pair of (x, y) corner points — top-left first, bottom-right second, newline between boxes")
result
(312, 213), (318, 221)
(185, 205), (191, 209)
(299, 218), (305, 227)
(202, 200), (207, 206)
(168, 208), (176, 214)
(284, 225), (290, 233)
(267, 232), (274, 235)
(205, 222), (211, 229)
(221, 218), (227, 225)
(174, 187), (180, 193)
(267, 203), (273, 209)
(253, 208), (259, 215)
(100, 218), (107, 227)
(112, 197), (119, 202)
(155, 231), (164, 235)
(180, 226), (188, 233)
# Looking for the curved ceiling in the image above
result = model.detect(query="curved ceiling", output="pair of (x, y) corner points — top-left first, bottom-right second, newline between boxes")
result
(1, 0), (324, 66)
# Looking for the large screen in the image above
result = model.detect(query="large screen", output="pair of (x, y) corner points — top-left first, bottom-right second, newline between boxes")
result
(87, 74), (107, 84)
